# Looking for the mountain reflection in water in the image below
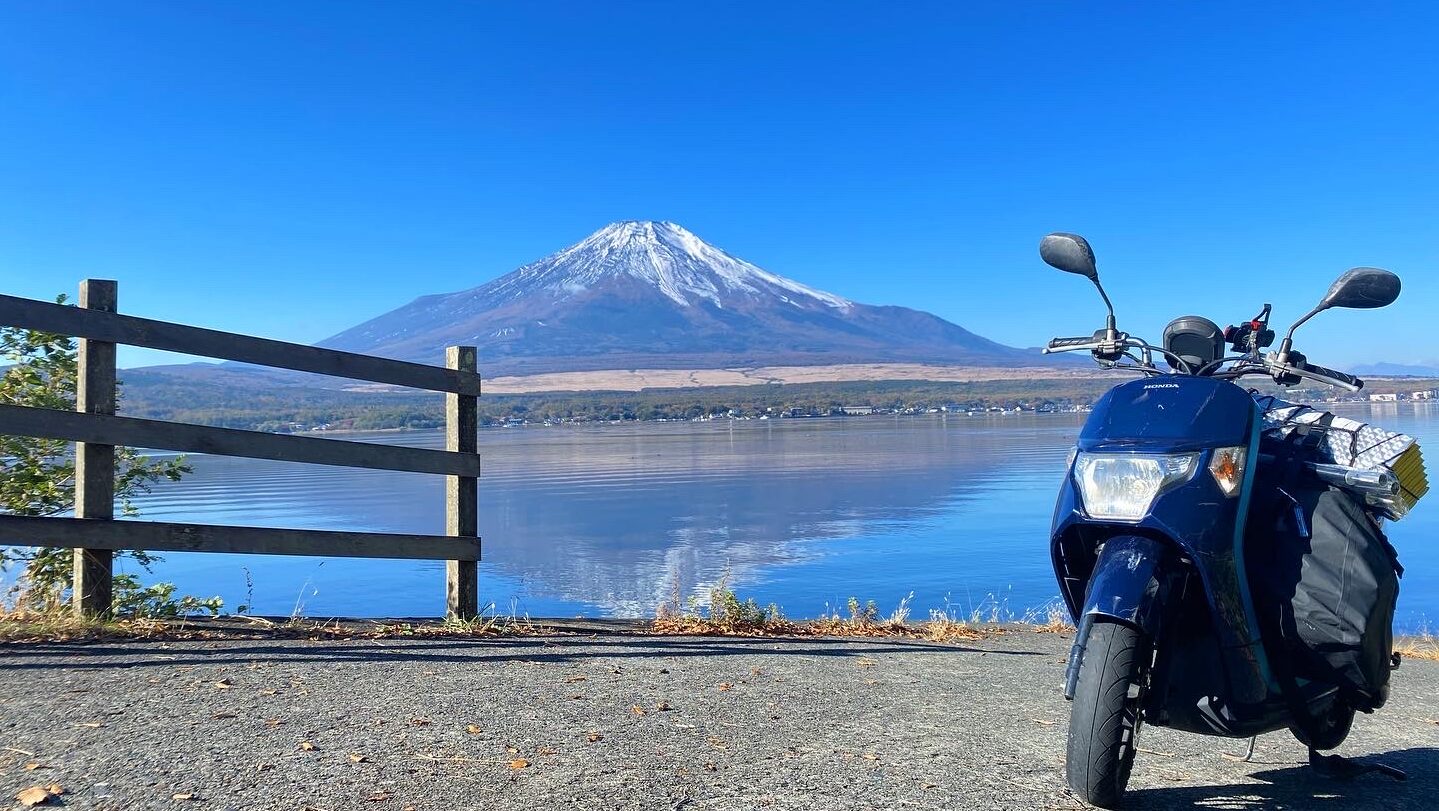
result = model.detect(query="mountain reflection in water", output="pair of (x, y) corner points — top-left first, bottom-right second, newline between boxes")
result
(119, 408), (1439, 628)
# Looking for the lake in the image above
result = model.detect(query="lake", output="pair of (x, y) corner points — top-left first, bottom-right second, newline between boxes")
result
(84, 404), (1439, 630)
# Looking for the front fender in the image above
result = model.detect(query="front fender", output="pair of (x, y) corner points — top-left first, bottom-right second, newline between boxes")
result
(1064, 534), (1169, 699)
(1082, 534), (1168, 630)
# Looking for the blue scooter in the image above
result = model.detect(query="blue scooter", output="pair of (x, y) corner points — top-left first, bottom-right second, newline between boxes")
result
(1038, 233), (1404, 807)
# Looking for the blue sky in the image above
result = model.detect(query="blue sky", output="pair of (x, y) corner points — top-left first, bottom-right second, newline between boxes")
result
(2, 1), (1435, 369)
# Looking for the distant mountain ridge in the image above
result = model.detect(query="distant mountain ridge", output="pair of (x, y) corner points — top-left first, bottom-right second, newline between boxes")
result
(1348, 361), (1439, 377)
(319, 221), (1066, 375)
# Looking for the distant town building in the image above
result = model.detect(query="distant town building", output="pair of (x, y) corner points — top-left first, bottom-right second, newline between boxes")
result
(1369, 393), (1400, 402)
(842, 406), (875, 415)
(1412, 389), (1438, 400)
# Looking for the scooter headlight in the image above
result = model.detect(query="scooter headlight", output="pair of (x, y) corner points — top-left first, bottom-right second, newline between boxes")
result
(1074, 452), (1199, 521)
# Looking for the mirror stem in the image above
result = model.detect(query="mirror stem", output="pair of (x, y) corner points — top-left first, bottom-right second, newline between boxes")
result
(1275, 305), (1324, 366)
(1092, 279), (1118, 340)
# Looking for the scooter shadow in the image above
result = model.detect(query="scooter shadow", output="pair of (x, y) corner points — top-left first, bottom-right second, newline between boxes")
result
(1127, 747), (1438, 810)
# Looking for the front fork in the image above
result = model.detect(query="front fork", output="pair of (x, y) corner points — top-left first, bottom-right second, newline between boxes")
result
(1064, 535), (1172, 700)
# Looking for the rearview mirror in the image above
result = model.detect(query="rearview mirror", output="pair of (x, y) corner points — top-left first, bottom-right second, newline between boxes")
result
(1319, 267), (1401, 311)
(1040, 233), (1098, 280)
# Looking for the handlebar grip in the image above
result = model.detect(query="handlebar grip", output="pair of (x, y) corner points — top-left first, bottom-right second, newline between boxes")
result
(1301, 361), (1364, 390)
(1047, 336), (1095, 350)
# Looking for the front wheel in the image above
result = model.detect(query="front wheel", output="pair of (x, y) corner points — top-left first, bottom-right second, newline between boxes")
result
(1067, 620), (1150, 809)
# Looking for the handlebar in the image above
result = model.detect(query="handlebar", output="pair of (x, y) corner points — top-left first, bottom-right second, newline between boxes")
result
(1045, 336), (1097, 352)
(1296, 361), (1364, 391)
(1043, 330), (1366, 392)
(1258, 357), (1364, 392)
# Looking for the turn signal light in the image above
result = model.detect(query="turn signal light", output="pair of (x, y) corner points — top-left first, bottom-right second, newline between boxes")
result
(1208, 446), (1248, 496)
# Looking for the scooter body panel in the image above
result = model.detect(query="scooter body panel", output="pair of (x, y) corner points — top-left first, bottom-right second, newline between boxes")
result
(1052, 375), (1290, 737)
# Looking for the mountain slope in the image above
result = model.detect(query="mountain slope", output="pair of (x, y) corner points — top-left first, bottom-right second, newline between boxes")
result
(320, 221), (1056, 375)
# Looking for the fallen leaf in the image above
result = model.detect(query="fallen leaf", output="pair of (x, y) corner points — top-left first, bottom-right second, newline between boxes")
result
(630, 705), (648, 717)
(23, 763), (46, 772)
(259, 689), (278, 696)
(172, 792), (195, 801)
(855, 658), (878, 668)
(564, 675), (587, 684)
(349, 754), (368, 763)
(655, 701), (673, 712)
(410, 718), (432, 727)
(264, 718), (284, 727)
(367, 792), (389, 802)
(535, 746), (557, 756)
(213, 679), (233, 689)
(586, 732), (603, 743)
(1031, 719), (1056, 726)
(717, 682), (733, 691)
(750, 667), (764, 676)
(862, 753), (880, 761)
(922, 782), (938, 790)
(255, 763), (274, 772)
(298, 741), (318, 751)
(702, 762), (718, 772)
(43, 785), (63, 797)
(508, 758), (530, 770)
(212, 712), (239, 720)
(465, 724), (483, 735)
(15, 786), (53, 807)
(505, 745), (520, 755)
(863, 679), (880, 686)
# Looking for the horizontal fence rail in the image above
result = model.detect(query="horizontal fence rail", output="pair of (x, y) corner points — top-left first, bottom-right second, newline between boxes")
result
(0, 281), (483, 619)
(0, 292), (482, 396)
(0, 515), (480, 561)
(0, 404), (482, 477)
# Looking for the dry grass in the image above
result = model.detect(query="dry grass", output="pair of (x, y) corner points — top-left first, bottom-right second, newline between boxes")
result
(1395, 631), (1439, 662)
(0, 604), (550, 644)
(653, 586), (993, 643)
(1030, 601), (1076, 634)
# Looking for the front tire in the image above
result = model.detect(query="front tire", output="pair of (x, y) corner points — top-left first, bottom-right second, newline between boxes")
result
(1067, 620), (1150, 809)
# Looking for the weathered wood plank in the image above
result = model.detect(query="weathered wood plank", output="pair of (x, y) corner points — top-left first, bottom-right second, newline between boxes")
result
(73, 279), (117, 617)
(0, 292), (482, 396)
(0, 515), (481, 561)
(446, 345), (480, 620)
(0, 404), (481, 478)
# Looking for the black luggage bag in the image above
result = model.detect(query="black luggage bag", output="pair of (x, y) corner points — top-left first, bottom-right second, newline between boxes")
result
(1251, 481), (1402, 712)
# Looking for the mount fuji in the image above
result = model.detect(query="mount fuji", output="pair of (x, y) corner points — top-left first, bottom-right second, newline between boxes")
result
(320, 221), (1053, 376)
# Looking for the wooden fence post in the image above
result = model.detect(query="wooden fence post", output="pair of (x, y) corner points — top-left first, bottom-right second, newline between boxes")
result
(445, 345), (479, 620)
(73, 279), (118, 617)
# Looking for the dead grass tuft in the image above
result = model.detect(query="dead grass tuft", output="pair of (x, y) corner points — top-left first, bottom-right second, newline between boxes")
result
(653, 585), (991, 642)
(1395, 631), (1439, 662)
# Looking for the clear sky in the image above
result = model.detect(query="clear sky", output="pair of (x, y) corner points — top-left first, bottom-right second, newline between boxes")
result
(2, 1), (1435, 369)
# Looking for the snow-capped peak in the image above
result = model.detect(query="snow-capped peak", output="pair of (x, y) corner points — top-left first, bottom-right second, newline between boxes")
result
(480, 221), (853, 310)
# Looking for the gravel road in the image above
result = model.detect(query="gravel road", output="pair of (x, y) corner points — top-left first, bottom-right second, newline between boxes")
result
(2, 627), (1435, 810)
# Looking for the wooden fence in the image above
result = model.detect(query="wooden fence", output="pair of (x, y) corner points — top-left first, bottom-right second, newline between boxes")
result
(0, 280), (482, 618)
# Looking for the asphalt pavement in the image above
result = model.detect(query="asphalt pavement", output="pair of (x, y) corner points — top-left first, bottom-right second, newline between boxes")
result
(2, 628), (1435, 810)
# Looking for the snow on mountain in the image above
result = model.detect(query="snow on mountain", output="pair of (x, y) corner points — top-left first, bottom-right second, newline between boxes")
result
(319, 221), (1058, 375)
(483, 220), (852, 311)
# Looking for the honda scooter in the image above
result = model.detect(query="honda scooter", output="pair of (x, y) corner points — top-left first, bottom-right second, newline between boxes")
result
(1039, 233), (1405, 807)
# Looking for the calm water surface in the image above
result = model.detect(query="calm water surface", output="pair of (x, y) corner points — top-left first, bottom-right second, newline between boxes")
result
(101, 405), (1439, 628)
